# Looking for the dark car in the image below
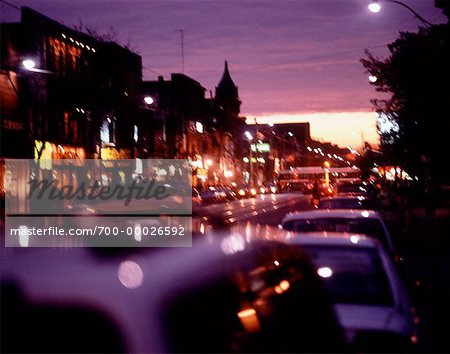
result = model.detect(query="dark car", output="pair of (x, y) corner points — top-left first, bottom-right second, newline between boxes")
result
(287, 232), (419, 353)
(192, 188), (202, 206)
(336, 181), (377, 197)
(216, 185), (237, 201)
(199, 186), (224, 204)
(1, 235), (347, 353)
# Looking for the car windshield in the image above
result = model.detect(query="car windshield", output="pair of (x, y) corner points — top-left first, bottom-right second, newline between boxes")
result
(283, 217), (388, 249)
(319, 198), (374, 210)
(299, 245), (393, 306)
(162, 242), (346, 352)
(337, 183), (372, 194)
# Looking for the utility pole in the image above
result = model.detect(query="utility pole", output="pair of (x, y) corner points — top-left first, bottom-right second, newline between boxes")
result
(254, 117), (259, 186)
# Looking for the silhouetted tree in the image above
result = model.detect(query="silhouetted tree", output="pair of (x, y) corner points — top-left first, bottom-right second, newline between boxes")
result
(435, 0), (450, 21)
(71, 20), (139, 53)
(361, 4), (450, 188)
(356, 142), (381, 180)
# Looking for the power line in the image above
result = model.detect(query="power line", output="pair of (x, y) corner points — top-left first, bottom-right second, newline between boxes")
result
(0, 0), (20, 11)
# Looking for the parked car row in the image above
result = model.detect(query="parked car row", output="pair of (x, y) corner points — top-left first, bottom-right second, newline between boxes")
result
(285, 232), (417, 352)
(193, 183), (280, 206)
(1, 179), (419, 353)
(277, 180), (420, 352)
(2, 235), (348, 353)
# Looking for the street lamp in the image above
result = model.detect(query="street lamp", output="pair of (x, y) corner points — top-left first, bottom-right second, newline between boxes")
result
(368, 75), (378, 83)
(244, 131), (254, 187)
(368, 2), (381, 13)
(323, 161), (330, 186)
(20, 58), (53, 74)
(22, 59), (36, 70)
(368, 0), (435, 28)
(143, 96), (154, 105)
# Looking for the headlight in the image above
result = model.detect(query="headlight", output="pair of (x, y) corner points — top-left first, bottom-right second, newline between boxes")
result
(250, 188), (257, 195)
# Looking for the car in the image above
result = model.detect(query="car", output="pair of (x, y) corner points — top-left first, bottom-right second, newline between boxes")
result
(1, 236), (347, 353)
(281, 209), (396, 257)
(319, 183), (335, 197)
(199, 186), (225, 204)
(258, 185), (269, 195)
(266, 183), (280, 194)
(285, 232), (419, 352)
(192, 188), (202, 206)
(216, 185), (237, 201)
(336, 181), (377, 197)
(318, 195), (379, 211)
(234, 183), (252, 199)
(303, 181), (335, 197)
(282, 181), (305, 193)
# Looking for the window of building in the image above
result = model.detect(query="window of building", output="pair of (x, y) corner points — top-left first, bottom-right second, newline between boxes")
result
(100, 116), (116, 146)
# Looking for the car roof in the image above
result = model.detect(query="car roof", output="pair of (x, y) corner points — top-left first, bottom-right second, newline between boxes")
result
(1, 236), (345, 353)
(320, 195), (370, 201)
(284, 231), (382, 249)
(335, 192), (372, 197)
(282, 209), (383, 223)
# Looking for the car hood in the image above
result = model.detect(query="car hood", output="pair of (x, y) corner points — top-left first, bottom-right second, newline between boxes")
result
(334, 304), (412, 341)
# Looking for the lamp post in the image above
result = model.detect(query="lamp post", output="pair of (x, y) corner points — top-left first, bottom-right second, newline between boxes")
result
(141, 92), (165, 156)
(19, 58), (54, 161)
(368, 0), (435, 28)
(245, 131), (254, 187)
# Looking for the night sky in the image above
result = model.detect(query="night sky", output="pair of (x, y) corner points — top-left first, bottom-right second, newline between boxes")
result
(1, 0), (446, 147)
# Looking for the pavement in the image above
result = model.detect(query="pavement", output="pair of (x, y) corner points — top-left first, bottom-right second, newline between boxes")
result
(390, 205), (450, 353)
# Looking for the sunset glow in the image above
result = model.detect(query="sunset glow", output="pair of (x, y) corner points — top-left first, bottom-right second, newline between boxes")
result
(246, 111), (379, 148)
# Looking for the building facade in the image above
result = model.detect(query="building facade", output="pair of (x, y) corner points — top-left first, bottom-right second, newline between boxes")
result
(141, 62), (245, 187)
(1, 7), (142, 162)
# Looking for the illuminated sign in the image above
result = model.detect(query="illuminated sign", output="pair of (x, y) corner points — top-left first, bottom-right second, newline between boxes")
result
(3, 120), (24, 130)
(100, 147), (131, 160)
(250, 143), (270, 153)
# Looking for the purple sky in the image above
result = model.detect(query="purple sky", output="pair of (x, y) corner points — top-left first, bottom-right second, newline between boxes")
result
(1, 0), (446, 146)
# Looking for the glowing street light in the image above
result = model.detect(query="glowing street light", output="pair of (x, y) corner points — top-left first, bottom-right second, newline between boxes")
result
(368, 75), (378, 83)
(22, 59), (36, 70)
(143, 96), (154, 105)
(324, 161), (330, 186)
(368, 0), (434, 28)
(205, 159), (213, 168)
(368, 2), (381, 13)
(19, 59), (53, 74)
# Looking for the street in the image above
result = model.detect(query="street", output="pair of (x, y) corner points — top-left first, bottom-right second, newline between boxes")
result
(193, 193), (450, 353)
(2, 1), (450, 352)
(193, 192), (310, 228)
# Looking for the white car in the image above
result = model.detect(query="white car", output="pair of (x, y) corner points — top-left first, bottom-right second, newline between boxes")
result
(285, 231), (418, 352)
(281, 209), (396, 257)
(317, 195), (378, 211)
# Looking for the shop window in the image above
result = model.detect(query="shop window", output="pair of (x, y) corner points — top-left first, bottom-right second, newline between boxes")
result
(100, 117), (116, 146)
